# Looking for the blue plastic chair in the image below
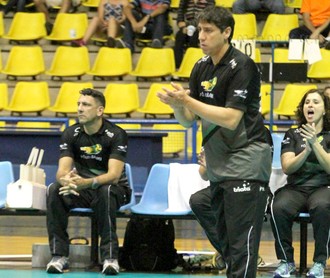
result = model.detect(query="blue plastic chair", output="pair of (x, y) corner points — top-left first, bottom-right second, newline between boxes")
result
(0, 161), (14, 209)
(271, 133), (285, 169)
(131, 163), (192, 216)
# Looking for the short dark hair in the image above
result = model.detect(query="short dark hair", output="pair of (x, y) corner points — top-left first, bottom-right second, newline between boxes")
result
(80, 88), (106, 108)
(295, 88), (330, 131)
(197, 6), (235, 43)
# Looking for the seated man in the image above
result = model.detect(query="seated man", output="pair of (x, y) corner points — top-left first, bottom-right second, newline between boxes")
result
(46, 88), (131, 275)
(232, 0), (285, 14)
(289, 0), (330, 49)
(116, 0), (172, 52)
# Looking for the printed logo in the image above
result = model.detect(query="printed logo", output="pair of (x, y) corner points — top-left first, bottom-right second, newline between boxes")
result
(229, 58), (237, 69)
(233, 89), (248, 99)
(282, 138), (290, 145)
(105, 129), (114, 138)
(80, 144), (102, 155)
(117, 145), (127, 152)
(233, 181), (251, 193)
(60, 143), (68, 150)
(201, 77), (217, 92)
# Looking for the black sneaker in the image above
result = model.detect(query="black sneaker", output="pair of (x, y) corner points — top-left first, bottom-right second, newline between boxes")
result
(46, 256), (69, 273)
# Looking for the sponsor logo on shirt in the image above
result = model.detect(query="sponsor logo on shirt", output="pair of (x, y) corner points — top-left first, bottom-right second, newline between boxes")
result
(105, 129), (114, 138)
(60, 143), (68, 150)
(229, 58), (237, 69)
(233, 89), (248, 99)
(80, 144), (102, 155)
(233, 181), (251, 193)
(117, 145), (127, 153)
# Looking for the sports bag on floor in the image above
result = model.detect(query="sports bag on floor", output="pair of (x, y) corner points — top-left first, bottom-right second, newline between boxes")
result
(119, 218), (179, 271)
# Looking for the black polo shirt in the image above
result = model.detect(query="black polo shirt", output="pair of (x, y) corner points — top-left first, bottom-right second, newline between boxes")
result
(59, 119), (128, 186)
(189, 46), (272, 182)
(282, 128), (330, 187)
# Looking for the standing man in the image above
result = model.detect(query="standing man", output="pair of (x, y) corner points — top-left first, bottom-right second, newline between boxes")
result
(157, 6), (272, 277)
(46, 88), (131, 275)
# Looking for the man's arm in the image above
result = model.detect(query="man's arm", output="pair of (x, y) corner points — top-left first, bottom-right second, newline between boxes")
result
(158, 82), (243, 130)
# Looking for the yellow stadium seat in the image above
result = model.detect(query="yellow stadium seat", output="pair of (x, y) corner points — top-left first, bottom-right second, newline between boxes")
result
(103, 83), (140, 117)
(153, 124), (186, 155)
(45, 13), (88, 42)
(82, 0), (100, 8)
(130, 48), (175, 80)
(215, 0), (234, 8)
(45, 46), (90, 80)
(232, 13), (257, 40)
(0, 83), (8, 111)
(16, 121), (51, 129)
(0, 12), (4, 37)
(273, 48), (304, 63)
(258, 14), (299, 41)
(307, 49), (330, 80)
(170, 0), (179, 9)
(5, 81), (50, 116)
(274, 84), (318, 119)
(137, 83), (174, 118)
(284, 0), (302, 9)
(260, 83), (271, 117)
(48, 82), (94, 116)
(116, 124), (141, 130)
(2, 12), (46, 42)
(1, 46), (45, 80)
(172, 47), (204, 80)
(87, 47), (132, 80)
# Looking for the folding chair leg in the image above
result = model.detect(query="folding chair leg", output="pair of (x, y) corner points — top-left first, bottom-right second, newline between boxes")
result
(90, 216), (99, 267)
(299, 221), (308, 274)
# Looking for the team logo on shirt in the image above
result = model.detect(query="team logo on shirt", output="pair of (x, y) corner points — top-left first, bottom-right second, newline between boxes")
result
(80, 144), (102, 155)
(201, 77), (217, 92)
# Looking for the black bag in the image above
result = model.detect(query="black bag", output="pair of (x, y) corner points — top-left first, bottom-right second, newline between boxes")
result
(119, 218), (179, 271)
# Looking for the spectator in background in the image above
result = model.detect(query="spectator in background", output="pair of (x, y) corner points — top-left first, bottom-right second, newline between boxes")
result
(71, 0), (128, 47)
(33, 0), (81, 34)
(173, 0), (215, 69)
(289, 0), (330, 49)
(324, 86), (330, 98)
(0, 0), (33, 15)
(270, 88), (330, 278)
(115, 0), (172, 52)
(232, 0), (285, 14)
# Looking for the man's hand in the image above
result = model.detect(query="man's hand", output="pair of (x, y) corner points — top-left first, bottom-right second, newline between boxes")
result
(157, 82), (190, 109)
(59, 169), (86, 196)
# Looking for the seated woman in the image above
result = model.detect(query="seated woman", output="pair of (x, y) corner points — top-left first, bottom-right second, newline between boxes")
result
(270, 88), (330, 278)
(71, 0), (127, 47)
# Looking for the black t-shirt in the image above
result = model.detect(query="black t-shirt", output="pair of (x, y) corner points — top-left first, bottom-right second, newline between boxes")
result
(59, 119), (128, 187)
(281, 127), (330, 187)
(189, 46), (272, 182)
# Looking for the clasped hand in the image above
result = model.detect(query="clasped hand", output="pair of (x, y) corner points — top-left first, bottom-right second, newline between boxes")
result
(300, 123), (317, 152)
(59, 169), (83, 196)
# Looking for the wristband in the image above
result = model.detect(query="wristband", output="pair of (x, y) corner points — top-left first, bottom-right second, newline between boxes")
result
(91, 178), (99, 190)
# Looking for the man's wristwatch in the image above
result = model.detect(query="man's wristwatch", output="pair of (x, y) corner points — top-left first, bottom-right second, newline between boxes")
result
(91, 178), (99, 190)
